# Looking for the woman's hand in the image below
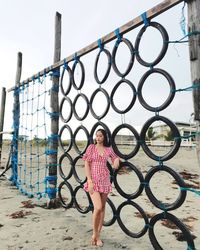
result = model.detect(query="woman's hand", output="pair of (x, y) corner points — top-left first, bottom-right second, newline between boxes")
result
(113, 158), (120, 169)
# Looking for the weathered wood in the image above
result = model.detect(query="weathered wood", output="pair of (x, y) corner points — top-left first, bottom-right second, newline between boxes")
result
(11, 52), (22, 185)
(0, 87), (6, 167)
(188, 0), (200, 120)
(0, 131), (13, 135)
(47, 12), (61, 203)
(187, 0), (200, 167)
(8, 0), (184, 91)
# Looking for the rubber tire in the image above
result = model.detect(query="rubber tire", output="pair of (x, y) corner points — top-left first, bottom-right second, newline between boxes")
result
(113, 161), (144, 199)
(94, 48), (112, 84)
(135, 22), (169, 67)
(58, 181), (74, 209)
(144, 165), (187, 211)
(117, 200), (149, 238)
(149, 212), (195, 250)
(140, 115), (181, 161)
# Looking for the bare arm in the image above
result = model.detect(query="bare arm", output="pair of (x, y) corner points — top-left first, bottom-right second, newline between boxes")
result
(84, 160), (94, 194)
(84, 160), (92, 181)
(113, 157), (120, 169)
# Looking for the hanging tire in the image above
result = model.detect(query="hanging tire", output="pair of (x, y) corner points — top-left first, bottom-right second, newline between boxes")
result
(144, 165), (187, 211)
(73, 185), (92, 214)
(135, 22), (169, 67)
(94, 48), (112, 84)
(137, 68), (176, 112)
(116, 200), (149, 238)
(58, 181), (73, 209)
(140, 115), (181, 161)
(149, 212), (195, 250)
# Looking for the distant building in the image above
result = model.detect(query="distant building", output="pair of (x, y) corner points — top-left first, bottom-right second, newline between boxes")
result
(115, 134), (135, 145)
(176, 122), (197, 141)
(114, 122), (197, 147)
(153, 122), (196, 142)
(153, 122), (197, 146)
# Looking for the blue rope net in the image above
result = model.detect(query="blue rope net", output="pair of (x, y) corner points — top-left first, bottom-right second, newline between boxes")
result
(11, 74), (53, 199)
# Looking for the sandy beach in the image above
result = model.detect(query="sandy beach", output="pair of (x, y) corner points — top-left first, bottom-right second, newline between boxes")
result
(0, 146), (200, 250)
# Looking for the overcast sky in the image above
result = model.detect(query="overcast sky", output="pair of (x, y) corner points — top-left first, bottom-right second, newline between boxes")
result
(0, 0), (195, 134)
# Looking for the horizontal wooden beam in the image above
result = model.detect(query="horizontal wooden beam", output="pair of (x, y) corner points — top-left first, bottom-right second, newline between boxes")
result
(0, 131), (13, 135)
(8, 0), (184, 92)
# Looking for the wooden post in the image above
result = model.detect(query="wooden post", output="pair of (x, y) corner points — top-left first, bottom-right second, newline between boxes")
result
(0, 87), (6, 167)
(47, 12), (61, 205)
(187, 0), (200, 167)
(11, 52), (22, 185)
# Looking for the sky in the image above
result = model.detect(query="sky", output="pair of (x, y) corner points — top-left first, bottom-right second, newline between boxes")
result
(0, 0), (195, 136)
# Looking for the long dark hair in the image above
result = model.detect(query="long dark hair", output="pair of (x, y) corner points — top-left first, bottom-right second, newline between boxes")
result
(95, 128), (109, 147)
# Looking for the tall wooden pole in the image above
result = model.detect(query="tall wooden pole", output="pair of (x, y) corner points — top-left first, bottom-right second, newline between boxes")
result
(0, 87), (6, 167)
(11, 52), (22, 185)
(47, 12), (61, 205)
(187, 0), (200, 167)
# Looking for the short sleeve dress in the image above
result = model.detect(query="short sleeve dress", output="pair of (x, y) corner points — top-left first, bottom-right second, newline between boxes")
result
(83, 144), (119, 194)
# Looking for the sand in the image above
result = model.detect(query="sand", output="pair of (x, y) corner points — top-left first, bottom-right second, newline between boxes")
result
(0, 146), (200, 250)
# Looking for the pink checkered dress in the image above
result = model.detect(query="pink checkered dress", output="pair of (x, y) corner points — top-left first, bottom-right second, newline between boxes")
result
(83, 144), (118, 194)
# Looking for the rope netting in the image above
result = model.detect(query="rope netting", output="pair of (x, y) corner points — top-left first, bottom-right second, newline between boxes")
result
(10, 74), (53, 198)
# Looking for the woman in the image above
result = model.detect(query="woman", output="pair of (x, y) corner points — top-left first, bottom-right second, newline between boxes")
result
(83, 128), (120, 247)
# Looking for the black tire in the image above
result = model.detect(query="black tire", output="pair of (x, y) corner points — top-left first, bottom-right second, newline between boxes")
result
(137, 68), (176, 112)
(73, 185), (92, 214)
(112, 123), (140, 160)
(135, 22), (169, 67)
(113, 161), (144, 199)
(117, 200), (149, 238)
(90, 87), (110, 120)
(112, 37), (135, 78)
(58, 153), (73, 180)
(103, 197), (117, 226)
(58, 181), (74, 209)
(60, 96), (73, 123)
(73, 155), (87, 184)
(73, 93), (89, 121)
(149, 212), (195, 250)
(59, 124), (73, 153)
(144, 165), (187, 211)
(60, 64), (72, 96)
(94, 48), (112, 84)
(110, 79), (137, 114)
(140, 115), (181, 161)
(73, 125), (90, 155)
(72, 59), (85, 90)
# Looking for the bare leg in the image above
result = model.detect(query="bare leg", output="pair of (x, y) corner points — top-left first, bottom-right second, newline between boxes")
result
(89, 191), (103, 245)
(98, 193), (108, 236)
(94, 192), (108, 246)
